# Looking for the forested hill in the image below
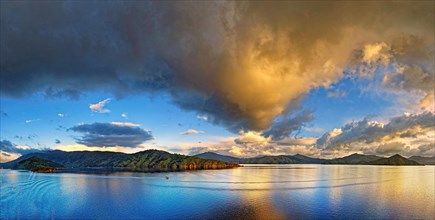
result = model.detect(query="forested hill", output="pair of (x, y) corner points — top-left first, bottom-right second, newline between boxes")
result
(16, 156), (64, 172)
(1, 149), (240, 171)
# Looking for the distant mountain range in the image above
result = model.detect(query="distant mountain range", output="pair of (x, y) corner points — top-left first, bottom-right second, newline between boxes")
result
(1, 150), (239, 171)
(194, 152), (433, 165)
(322, 153), (382, 164)
(408, 156), (435, 165)
(1, 150), (432, 173)
(367, 154), (420, 166)
(195, 152), (325, 164)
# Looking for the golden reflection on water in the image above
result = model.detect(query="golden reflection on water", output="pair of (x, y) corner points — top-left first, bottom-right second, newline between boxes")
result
(375, 166), (435, 217)
(228, 166), (287, 220)
(226, 165), (434, 219)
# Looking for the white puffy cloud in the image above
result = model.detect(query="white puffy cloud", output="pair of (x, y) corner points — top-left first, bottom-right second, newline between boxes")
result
(197, 115), (208, 121)
(89, 98), (111, 113)
(111, 122), (140, 127)
(234, 130), (270, 146)
(180, 129), (204, 135)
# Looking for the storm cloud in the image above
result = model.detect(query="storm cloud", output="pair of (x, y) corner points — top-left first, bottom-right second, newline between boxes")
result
(1, 1), (433, 136)
(69, 122), (154, 148)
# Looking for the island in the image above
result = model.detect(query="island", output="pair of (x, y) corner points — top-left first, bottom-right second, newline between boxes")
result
(1, 149), (240, 172)
(16, 156), (64, 173)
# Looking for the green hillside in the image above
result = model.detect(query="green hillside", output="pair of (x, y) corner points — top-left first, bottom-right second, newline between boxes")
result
(16, 156), (64, 172)
(3, 149), (240, 171)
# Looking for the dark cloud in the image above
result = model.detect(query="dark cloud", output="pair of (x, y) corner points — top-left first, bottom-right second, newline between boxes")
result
(55, 139), (61, 144)
(1, 1), (433, 134)
(0, 139), (43, 155)
(69, 122), (154, 148)
(262, 110), (314, 140)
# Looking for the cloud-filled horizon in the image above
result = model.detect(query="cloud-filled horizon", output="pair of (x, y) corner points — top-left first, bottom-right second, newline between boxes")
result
(0, 1), (433, 161)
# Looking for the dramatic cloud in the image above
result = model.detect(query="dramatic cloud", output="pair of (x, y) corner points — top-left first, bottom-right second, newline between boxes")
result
(2, 2), (432, 136)
(352, 35), (434, 110)
(69, 122), (154, 148)
(180, 129), (204, 135)
(89, 98), (111, 113)
(382, 65), (434, 110)
(181, 112), (434, 158)
(317, 112), (435, 157)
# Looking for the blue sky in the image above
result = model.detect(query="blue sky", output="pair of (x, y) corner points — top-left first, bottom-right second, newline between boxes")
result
(1, 93), (234, 150)
(1, 1), (433, 161)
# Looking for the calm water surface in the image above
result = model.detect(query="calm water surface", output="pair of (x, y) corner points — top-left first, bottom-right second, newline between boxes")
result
(1, 165), (434, 219)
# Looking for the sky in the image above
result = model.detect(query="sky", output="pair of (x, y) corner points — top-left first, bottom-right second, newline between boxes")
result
(1, 1), (434, 162)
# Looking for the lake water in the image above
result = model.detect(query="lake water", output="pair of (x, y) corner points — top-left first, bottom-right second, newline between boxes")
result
(1, 164), (434, 219)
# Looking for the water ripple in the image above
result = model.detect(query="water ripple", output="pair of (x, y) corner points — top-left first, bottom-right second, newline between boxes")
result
(145, 179), (393, 191)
